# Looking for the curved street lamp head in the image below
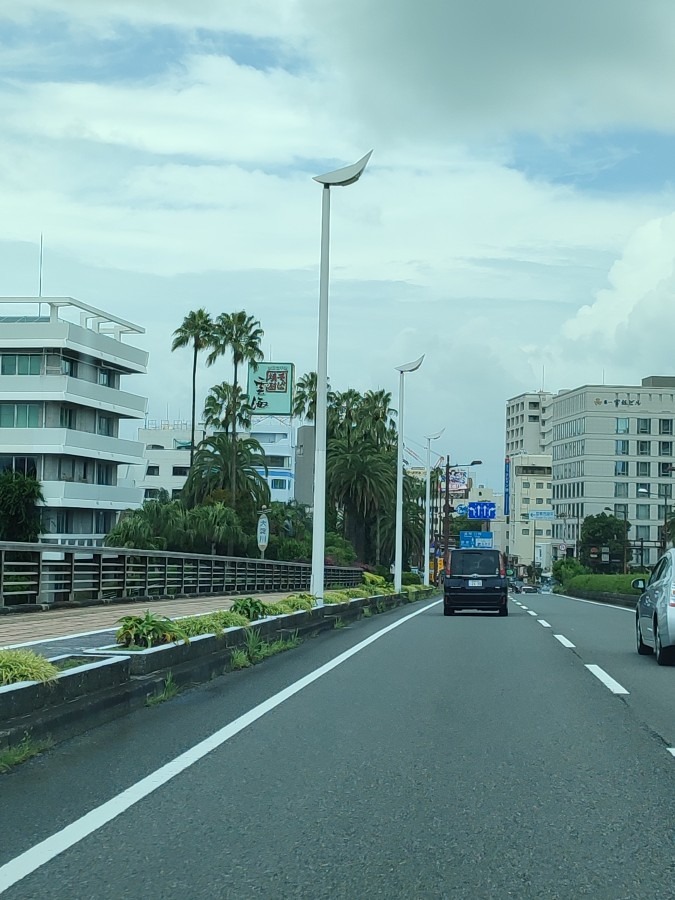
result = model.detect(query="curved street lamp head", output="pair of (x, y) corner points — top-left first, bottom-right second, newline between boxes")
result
(396, 354), (425, 374)
(425, 427), (445, 441)
(313, 150), (373, 187)
(470, 459), (482, 466)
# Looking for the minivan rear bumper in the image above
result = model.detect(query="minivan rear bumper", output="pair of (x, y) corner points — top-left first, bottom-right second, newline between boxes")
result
(444, 588), (507, 612)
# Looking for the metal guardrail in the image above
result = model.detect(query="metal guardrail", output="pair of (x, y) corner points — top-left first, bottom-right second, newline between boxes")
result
(0, 542), (363, 607)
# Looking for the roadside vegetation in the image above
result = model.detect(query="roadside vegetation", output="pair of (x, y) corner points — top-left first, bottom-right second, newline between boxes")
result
(0, 649), (58, 685)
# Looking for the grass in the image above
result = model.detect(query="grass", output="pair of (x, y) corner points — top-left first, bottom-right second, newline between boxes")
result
(146, 672), (179, 707)
(229, 648), (251, 670)
(333, 618), (347, 629)
(362, 606), (373, 617)
(0, 649), (59, 686)
(0, 735), (54, 773)
(52, 657), (92, 672)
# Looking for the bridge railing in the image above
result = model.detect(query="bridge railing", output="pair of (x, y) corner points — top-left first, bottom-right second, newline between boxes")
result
(0, 543), (363, 608)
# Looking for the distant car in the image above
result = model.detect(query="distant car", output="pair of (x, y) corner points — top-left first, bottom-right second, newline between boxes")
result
(634, 549), (675, 665)
(521, 584), (538, 594)
(443, 548), (508, 616)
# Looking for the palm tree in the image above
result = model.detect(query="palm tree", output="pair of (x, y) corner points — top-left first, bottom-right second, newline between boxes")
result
(331, 389), (363, 447)
(203, 382), (254, 434)
(181, 433), (270, 516)
(293, 372), (334, 422)
(207, 311), (264, 515)
(0, 471), (44, 542)
(186, 503), (244, 555)
(360, 389), (397, 449)
(171, 309), (213, 466)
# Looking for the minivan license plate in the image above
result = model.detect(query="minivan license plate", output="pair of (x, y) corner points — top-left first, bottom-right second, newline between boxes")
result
(468, 579), (482, 587)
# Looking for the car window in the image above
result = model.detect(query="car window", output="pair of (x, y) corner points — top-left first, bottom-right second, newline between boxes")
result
(451, 551), (500, 576)
(649, 557), (667, 585)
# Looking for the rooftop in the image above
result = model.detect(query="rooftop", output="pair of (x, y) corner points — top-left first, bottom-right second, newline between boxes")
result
(0, 297), (144, 337)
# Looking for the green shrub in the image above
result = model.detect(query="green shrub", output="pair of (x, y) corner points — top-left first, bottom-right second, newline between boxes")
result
(282, 594), (315, 611)
(211, 611), (250, 629)
(263, 602), (292, 616)
(363, 572), (387, 586)
(401, 572), (421, 585)
(0, 649), (59, 685)
(230, 597), (269, 621)
(116, 611), (188, 648)
(324, 591), (350, 604)
(565, 574), (642, 596)
(230, 648), (251, 670)
(178, 610), (248, 637)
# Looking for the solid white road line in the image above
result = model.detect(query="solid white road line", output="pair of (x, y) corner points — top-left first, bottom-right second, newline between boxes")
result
(585, 664), (629, 695)
(538, 620), (551, 628)
(527, 610), (537, 617)
(554, 634), (576, 648)
(554, 593), (633, 613)
(0, 598), (442, 894)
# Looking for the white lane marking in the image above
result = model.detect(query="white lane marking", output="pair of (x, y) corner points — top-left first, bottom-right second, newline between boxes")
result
(554, 593), (633, 613)
(667, 749), (675, 758)
(585, 664), (629, 695)
(538, 620), (551, 628)
(0, 598), (442, 894)
(2, 627), (116, 650)
(521, 605), (529, 610)
(554, 634), (576, 648)
(527, 610), (537, 617)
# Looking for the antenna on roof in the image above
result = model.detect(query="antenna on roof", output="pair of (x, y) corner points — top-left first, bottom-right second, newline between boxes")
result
(38, 233), (43, 298)
(541, 365), (545, 391)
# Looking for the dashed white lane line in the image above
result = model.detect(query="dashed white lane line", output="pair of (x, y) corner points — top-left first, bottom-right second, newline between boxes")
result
(538, 619), (551, 628)
(554, 634), (576, 648)
(521, 605), (529, 611)
(668, 749), (675, 759)
(585, 664), (629, 695)
(527, 610), (537, 616)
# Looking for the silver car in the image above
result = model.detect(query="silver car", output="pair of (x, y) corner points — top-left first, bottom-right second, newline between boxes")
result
(634, 549), (675, 665)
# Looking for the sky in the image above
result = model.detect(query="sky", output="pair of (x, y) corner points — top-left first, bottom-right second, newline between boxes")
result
(2, 0), (675, 488)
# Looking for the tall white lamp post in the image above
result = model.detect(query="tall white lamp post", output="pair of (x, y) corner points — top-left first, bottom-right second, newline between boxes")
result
(310, 151), (372, 605)
(424, 429), (444, 586)
(394, 355), (425, 592)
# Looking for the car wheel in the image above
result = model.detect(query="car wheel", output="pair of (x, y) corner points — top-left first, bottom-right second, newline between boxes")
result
(443, 607), (454, 616)
(654, 619), (675, 666)
(498, 603), (508, 617)
(636, 616), (653, 655)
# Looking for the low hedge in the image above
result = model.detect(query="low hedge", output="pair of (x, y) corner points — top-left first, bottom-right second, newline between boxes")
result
(565, 574), (641, 595)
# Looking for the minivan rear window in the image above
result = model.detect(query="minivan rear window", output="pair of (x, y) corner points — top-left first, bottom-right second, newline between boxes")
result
(451, 550), (500, 576)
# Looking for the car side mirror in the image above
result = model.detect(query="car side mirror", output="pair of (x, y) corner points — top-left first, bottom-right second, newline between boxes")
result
(631, 578), (646, 591)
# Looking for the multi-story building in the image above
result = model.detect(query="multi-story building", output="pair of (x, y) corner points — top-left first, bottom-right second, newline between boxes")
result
(505, 391), (552, 457)
(503, 453), (553, 574)
(0, 296), (147, 546)
(546, 376), (675, 568)
(134, 416), (295, 504)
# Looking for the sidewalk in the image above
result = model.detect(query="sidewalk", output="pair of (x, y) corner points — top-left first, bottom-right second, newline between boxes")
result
(0, 592), (292, 649)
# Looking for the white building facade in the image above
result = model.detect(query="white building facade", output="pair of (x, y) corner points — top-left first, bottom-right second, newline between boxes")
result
(546, 376), (675, 568)
(503, 453), (553, 574)
(0, 297), (147, 546)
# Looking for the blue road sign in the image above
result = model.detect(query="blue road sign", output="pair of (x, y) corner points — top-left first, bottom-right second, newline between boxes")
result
(468, 501), (496, 520)
(460, 531), (494, 549)
(455, 504), (468, 516)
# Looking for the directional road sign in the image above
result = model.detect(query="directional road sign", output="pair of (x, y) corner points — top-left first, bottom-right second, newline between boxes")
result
(468, 501), (496, 520)
(528, 510), (555, 520)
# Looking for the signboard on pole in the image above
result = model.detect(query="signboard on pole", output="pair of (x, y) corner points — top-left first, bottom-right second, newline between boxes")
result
(448, 469), (469, 494)
(256, 513), (270, 558)
(248, 362), (295, 415)
(468, 501), (496, 520)
(528, 510), (555, 520)
(460, 531), (494, 549)
(504, 457), (510, 517)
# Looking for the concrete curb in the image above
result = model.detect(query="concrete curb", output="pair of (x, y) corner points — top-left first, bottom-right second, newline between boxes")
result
(0, 588), (435, 753)
(554, 589), (637, 609)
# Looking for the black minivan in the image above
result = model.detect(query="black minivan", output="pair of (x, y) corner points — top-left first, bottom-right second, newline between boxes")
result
(443, 548), (508, 616)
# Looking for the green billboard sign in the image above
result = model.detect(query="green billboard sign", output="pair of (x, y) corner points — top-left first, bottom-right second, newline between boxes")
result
(247, 362), (295, 415)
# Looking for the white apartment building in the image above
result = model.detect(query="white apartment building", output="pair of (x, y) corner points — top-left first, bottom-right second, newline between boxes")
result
(505, 391), (552, 457)
(134, 416), (295, 504)
(546, 376), (675, 568)
(503, 453), (553, 574)
(0, 297), (147, 546)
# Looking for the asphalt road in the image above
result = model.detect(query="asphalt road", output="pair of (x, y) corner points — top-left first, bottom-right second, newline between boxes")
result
(2, 593), (675, 899)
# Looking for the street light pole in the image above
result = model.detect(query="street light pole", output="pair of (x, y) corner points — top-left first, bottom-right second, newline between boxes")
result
(424, 429), (444, 586)
(394, 356), (425, 593)
(310, 152), (372, 605)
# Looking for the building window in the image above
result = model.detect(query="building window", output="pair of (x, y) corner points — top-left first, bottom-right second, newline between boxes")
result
(98, 368), (112, 387)
(535, 528), (544, 536)
(659, 462), (674, 477)
(614, 504), (628, 519)
(615, 461), (629, 476)
(528, 415), (539, 422)
(615, 440), (629, 455)
(616, 417), (629, 434)
(637, 483), (650, 497)
(635, 525), (650, 540)
(637, 441), (651, 456)
(265, 455), (289, 467)
(59, 458), (75, 481)
(535, 497), (544, 504)
(529, 401), (539, 409)
(172, 466), (189, 477)
(658, 483), (672, 499)
(171, 489), (182, 499)
(660, 441), (673, 457)
(97, 463), (114, 486)
(144, 488), (159, 499)
(1, 354), (42, 376)
(60, 407), (76, 429)
(535, 482), (544, 489)
(636, 504), (650, 520)
(614, 483), (628, 498)
(522, 497), (531, 504)
(522, 481), (530, 488)
(522, 528), (530, 535)
(271, 478), (287, 490)
(0, 403), (41, 428)
(637, 418), (651, 434)
(0, 455), (38, 476)
(98, 415), (113, 437)
(545, 529), (551, 536)
(147, 465), (159, 476)
(637, 461), (650, 477)
(148, 444), (165, 450)
(660, 419), (673, 436)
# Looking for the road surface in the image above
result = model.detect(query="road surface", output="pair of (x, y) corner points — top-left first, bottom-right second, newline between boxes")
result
(2, 591), (675, 898)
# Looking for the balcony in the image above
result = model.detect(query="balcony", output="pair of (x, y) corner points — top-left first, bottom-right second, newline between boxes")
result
(0, 428), (144, 464)
(0, 375), (146, 418)
(41, 480), (143, 509)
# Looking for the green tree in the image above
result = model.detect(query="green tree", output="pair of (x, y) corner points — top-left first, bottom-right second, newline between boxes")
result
(171, 308), (213, 466)
(579, 513), (631, 573)
(552, 557), (588, 586)
(203, 382), (254, 434)
(206, 311), (264, 517)
(186, 504), (245, 555)
(181, 433), (270, 516)
(293, 371), (334, 422)
(359, 389), (397, 450)
(0, 472), (44, 542)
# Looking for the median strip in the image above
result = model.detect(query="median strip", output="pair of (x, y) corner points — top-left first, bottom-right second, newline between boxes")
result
(585, 664), (629, 695)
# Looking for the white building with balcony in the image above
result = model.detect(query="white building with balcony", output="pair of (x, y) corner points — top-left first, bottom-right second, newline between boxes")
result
(0, 297), (147, 546)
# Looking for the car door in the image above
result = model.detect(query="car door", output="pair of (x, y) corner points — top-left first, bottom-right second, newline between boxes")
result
(653, 555), (673, 634)
(641, 557), (666, 643)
